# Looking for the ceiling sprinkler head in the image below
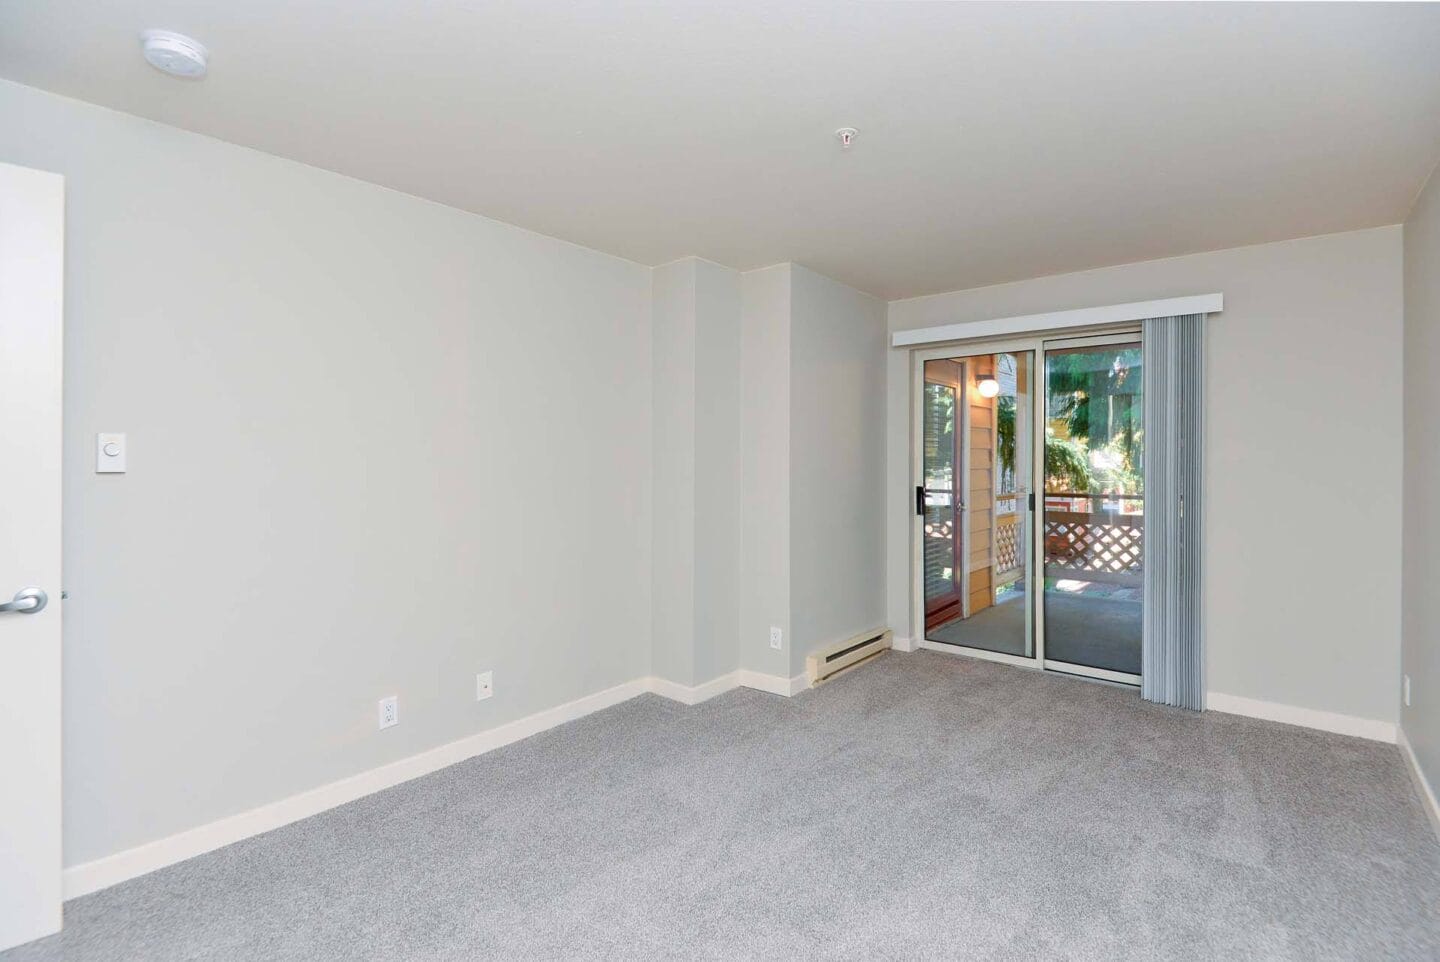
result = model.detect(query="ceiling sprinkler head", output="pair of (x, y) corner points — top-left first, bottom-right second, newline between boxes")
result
(835, 127), (858, 149)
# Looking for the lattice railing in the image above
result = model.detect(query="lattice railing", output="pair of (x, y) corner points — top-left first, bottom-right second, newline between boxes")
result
(995, 512), (1020, 574)
(1043, 512), (1143, 585)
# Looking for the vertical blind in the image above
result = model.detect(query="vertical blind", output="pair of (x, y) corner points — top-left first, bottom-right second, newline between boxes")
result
(1141, 314), (1205, 710)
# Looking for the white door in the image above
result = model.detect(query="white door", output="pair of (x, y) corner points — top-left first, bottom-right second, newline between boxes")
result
(0, 161), (65, 950)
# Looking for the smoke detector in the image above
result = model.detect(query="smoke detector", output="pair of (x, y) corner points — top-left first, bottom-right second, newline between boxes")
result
(141, 30), (208, 79)
(835, 127), (858, 149)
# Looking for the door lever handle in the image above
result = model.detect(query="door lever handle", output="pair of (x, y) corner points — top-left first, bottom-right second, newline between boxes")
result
(0, 587), (48, 615)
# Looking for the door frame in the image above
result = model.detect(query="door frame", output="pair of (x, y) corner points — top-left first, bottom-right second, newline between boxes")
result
(909, 326), (1143, 684)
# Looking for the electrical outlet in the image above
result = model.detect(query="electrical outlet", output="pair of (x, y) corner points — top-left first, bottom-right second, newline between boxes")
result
(378, 695), (398, 730)
(476, 671), (493, 701)
(1404, 674), (1411, 708)
(769, 626), (783, 651)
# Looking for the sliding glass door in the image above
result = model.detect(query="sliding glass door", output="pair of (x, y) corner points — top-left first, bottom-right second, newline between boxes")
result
(918, 348), (1034, 660)
(914, 331), (1143, 685)
(1041, 335), (1143, 682)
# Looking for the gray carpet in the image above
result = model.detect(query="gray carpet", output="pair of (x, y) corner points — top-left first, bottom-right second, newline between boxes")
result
(6, 652), (1438, 961)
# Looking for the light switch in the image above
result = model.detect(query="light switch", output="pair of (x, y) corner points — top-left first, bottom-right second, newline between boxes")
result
(97, 433), (126, 473)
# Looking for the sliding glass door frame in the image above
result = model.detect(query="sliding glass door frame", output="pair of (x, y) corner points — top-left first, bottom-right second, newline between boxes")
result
(911, 336), (1042, 671)
(910, 327), (1142, 686)
(1036, 330), (1142, 687)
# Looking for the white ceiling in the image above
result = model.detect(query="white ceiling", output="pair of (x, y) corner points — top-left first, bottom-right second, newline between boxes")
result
(3, 2), (1440, 299)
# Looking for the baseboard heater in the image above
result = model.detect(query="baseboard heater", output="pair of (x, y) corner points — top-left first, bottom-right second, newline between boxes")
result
(806, 628), (892, 686)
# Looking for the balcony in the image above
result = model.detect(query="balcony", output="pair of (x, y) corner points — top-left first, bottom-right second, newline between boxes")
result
(931, 492), (1143, 673)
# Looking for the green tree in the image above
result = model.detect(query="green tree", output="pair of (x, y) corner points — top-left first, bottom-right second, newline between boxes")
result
(996, 396), (1016, 491)
(1046, 432), (1094, 492)
(1045, 348), (1142, 492)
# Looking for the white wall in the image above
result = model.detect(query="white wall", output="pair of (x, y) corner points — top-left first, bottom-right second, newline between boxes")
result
(650, 261), (698, 684)
(659, 260), (886, 685)
(0, 75), (886, 875)
(651, 258), (741, 687)
(0, 80), (654, 867)
(691, 261), (743, 684)
(1403, 168), (1440, 787)
(739, 266), (793, 678)
(887, 227), (1405, 725)
(789, 266), (887, 675)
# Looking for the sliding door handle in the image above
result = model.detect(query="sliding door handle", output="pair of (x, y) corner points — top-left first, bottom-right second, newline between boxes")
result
(917, 487), (966, 515)
(0, 587), (47, 615)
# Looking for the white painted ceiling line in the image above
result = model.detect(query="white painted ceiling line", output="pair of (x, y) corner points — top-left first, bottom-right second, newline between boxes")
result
(890, 293), (1223, 348)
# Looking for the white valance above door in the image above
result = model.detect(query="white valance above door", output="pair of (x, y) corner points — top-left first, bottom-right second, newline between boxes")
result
(891, 294), (1223, 348)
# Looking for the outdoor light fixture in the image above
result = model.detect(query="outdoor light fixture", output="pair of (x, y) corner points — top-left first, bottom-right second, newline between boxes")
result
(977, 374), (1001, 398)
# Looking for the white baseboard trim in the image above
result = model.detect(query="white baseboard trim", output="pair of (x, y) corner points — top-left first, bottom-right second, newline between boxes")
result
(736, 669), (810, 697)
(645, 669), (812, 703)
(1398, 726), (1440, 844)
(62, 676), (650, 900)
(891, 635), (916, 653)
(1205, 692), (1397, 743)
(644, 672), (739, 706)
(94, 670), (1405, 902)
(63, 665), (810, 901)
